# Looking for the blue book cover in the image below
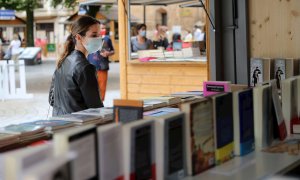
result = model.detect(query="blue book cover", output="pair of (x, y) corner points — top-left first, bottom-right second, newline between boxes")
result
(238, 89), (255, 156)
(214, 93), (234, 164)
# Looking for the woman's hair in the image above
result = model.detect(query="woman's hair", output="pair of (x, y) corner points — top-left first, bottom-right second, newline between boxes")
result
(136, 23), (147, 31)
(57, 15), (100, 68)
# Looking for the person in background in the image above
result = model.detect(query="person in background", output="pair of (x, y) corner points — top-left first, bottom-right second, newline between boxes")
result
(184, 30), (193, 42)
(87, 22), (114, 101)
(49, 15), (104, 116)
(153, 25), (169, 50)
(166, 33), (182, 51)
(193, 25), (205, 41)
(131, 23), (153, 52)
(9, 33), (21, 71)
(0, 38), (4, 60)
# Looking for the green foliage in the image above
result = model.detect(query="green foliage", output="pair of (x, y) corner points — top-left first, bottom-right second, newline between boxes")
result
(0, 0), (39, 11)
(51, 0), (77, 8)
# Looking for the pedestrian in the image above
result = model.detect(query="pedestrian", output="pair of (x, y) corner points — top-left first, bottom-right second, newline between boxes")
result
(9, 33), (21, 71)
(87, 22), (114, 101)
(49, 15), (104, 116)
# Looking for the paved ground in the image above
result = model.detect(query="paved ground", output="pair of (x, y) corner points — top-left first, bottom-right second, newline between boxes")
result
(0, 58), (120, 127)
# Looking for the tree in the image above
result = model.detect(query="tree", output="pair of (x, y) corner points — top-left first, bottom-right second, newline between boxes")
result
(0, 0), (38, 46)
(52, 0), (100, 18)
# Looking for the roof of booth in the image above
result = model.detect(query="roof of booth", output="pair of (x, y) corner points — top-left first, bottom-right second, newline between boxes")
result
(78, 0), (203, 6)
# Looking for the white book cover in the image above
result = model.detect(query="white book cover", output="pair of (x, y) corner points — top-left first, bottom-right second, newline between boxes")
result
(3, 143), (53, 180)
(154, 112), (186, 180)
(97, 124), (124, 180)
(53, 125), (98, 180)
(122, 119), (156, 180)
(72, 107), (113, 119)
(23, 152), (76, 180)
(250, 58), (264, 87)
(274, 59), (286, 89)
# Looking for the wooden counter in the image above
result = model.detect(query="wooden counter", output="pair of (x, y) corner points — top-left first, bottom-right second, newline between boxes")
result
(124, 60), (208, 99)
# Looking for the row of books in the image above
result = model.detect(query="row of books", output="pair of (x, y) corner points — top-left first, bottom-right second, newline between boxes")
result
(250, 58), (300, 88)
(0, 108), (113, 151)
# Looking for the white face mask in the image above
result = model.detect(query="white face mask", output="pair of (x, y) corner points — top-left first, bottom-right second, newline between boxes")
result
(83, 37), (102, 54)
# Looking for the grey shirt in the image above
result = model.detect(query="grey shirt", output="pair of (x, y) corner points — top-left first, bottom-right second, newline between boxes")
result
(131, 36), (152, 52)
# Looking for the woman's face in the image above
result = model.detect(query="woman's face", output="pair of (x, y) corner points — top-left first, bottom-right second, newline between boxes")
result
(81, 23), (101, 44)
(138, 26), (146, 37)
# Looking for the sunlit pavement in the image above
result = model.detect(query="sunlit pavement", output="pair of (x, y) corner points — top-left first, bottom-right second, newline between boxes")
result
(0, 58), (120, 127)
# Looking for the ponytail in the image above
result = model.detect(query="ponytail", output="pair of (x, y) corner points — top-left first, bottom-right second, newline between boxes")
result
(57, 34), (75, 69)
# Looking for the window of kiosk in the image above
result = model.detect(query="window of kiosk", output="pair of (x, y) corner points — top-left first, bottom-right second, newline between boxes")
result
(128, 0), (207, 62)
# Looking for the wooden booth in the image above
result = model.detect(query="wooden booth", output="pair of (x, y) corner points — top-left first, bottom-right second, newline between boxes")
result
(118, 0), (209, 99)
(0, 16), (26, 46)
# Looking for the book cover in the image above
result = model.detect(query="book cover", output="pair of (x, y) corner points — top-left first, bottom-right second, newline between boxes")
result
(3, 143), (53, 180)
(203, 81), (231, 97)
(154, 112), (186, 180)
(270, 80), (287, 140)
(181, 98), (215, 176)
(292, 76), (300, 133)
(0, 124), (45, 135)
(97, 124), (124, 180)
(23, 152), (75, 180)
(54, 125), (99, 180)
(50, 113), (101, 123)
(274, 59), (286, 89)
(122, 120), (156, 180)
(21, 120), (75, 131)
(255, 85), (274, 149)
(212, 93), (234, 164)
(281, 78), (298, 135)
(143, 107), (180, 117)
(113, 99), (144, 123)
(72, 107), (113, 119)
(233, 89), (255, 156)
(250, 58), (263, 87)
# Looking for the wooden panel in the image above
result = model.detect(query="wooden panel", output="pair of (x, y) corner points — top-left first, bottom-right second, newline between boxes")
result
(249, 0), (300, 58)
(127, 64), (207, 76)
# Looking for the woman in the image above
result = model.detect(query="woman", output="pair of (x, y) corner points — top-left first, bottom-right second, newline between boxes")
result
(49, 16), (104, 116)
(153, 25), (169, 50)
(131, 24), (153, 52)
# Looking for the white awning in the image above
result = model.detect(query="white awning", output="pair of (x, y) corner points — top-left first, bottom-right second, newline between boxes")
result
(78, 0), (117, 6)
(130, 0), (198, 6)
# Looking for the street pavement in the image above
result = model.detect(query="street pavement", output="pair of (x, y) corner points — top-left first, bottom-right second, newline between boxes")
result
(0, 58), (120, 127)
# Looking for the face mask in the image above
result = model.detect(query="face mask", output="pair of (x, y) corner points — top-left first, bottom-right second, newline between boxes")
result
(166, 31), (170, 35)
(100, 29), (106, 36)
(139, 30), (146, 37)
(83, 37), (102, 54)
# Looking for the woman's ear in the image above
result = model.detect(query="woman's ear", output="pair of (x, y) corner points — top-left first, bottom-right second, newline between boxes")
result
(75, 34), (82, 43)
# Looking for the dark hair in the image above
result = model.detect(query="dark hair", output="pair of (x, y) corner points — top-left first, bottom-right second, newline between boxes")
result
(136, 23), (147, 31)
(57, 15), (100, 68)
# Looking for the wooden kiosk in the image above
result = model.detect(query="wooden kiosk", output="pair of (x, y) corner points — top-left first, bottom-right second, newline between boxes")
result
(118, 0), (209, 99)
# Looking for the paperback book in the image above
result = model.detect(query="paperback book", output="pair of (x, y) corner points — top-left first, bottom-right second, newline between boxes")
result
(203, 81), (231, 97)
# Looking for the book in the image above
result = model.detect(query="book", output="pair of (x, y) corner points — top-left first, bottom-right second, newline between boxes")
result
(72, 107), (113, 119)
(290, 76), (300, 134)
(2, 143), (53, 180)
(281, 78), (298, 135)
(270, 80), (287, 140)
(50, 113), (103, 125)
(97, 124), (124, 180)
(122, 119), (156, 180)
(23, 152), (75, 180)
(203, 81), (231, 97)
(113, 99), (144, 123)
(153, 112), (186, 180)
(211, 93), (234, 165)
(53, 125), (99, 180)
(144, 107), (180, 117)
(0, 133), (19, 148)
(250, 58), (264, 87)
(143, 96), (181, 105)
(181, 98), (215, 175)
(274, 59), (286, 89)
(233, 88), (255, 156)
(253, 84), (274, 150)
(171, 90), (203, 97)
(20, 120), (75, 133)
